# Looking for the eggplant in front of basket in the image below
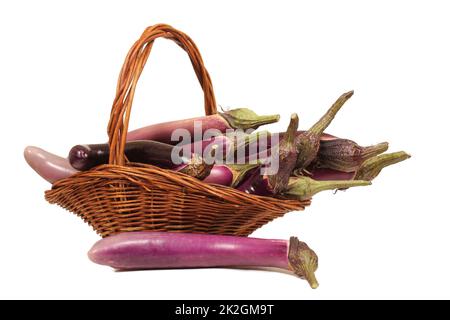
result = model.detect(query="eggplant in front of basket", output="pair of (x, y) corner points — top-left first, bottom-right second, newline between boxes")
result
(88, 231), (319, 289)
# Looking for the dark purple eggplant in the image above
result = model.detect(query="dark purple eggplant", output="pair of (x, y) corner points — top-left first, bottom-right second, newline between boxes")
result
(69, 140), (188, 171)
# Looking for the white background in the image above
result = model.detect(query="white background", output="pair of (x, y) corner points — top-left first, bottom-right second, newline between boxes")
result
(1, 0), (449, 299)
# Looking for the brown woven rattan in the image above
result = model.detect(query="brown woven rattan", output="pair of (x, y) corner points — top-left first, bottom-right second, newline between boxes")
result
(45, 24), (310, 237)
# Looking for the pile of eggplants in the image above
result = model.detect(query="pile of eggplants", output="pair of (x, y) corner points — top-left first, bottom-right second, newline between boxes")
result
(24, 92), (409, 288)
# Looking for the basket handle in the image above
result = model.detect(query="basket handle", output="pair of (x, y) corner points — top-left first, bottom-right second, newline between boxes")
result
(107, 24), (217, 165)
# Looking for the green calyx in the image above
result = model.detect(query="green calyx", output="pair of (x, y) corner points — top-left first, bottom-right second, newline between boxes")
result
(295, 91), (354, 171)
(228, 163), (261, 187)
(220, 108), (280, 130)
(310, 90), (354, 136)
(268, 113), (300, 194)
(288, 237), (319, 289)
(355, 151), (411, 181)
(284, 176), (371, 201)
(233, 130), (271, 151)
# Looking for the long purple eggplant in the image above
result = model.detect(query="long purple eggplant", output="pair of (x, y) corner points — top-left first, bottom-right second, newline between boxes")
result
(24, 146), (78, 183)
(69, 140), (188, 171)
(88, 231), (319, 288)
(186, 135), (233, 160)
(126, 108), (280, 144)
(69, 136), (236, 172)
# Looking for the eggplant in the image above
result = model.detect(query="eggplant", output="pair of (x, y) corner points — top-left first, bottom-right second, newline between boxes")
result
(88, 231), (319, 288)
(126, 108), (280, 144)
(69, 140), (188, 171)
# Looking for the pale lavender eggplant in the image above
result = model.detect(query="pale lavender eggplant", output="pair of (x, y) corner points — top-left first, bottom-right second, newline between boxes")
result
(88, 231), (319, 288)
(126, 108), (280, 144)
(24, 146), (78, 183)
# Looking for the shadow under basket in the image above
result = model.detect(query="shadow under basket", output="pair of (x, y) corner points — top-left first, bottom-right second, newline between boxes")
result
(44, 24), (309, 238)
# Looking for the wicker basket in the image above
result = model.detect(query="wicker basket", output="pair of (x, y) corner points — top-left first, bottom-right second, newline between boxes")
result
(45, 24), (310, 237)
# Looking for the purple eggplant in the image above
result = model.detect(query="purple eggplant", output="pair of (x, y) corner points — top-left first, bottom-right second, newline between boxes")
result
(88, 231), (319, 288)
(185, 135), (233, 160)
(69, 140), (187, 171)
(126, 108), (280, 144)
(202, 163), (260, 187)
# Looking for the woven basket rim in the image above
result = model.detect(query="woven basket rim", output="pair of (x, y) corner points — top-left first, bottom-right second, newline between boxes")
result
(48, 162), (309, 212)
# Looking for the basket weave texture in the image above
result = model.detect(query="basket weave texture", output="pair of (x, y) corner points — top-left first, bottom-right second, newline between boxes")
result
(45, 24), (309, 237)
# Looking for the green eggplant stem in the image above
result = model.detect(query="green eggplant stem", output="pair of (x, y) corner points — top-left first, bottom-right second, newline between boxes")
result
(220, 108), (280, 130)
(227, 163), (261, 187)
(285, 113), (299, 145)
(284, 176), (371, 201)
(355, 151), (411, 181)
(361, 142), (390, 161)
(310, 90), (354, 135)
(268, 113), (300, 194)
(295, 91), (354, 172)
(288, 237), (319, 289)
